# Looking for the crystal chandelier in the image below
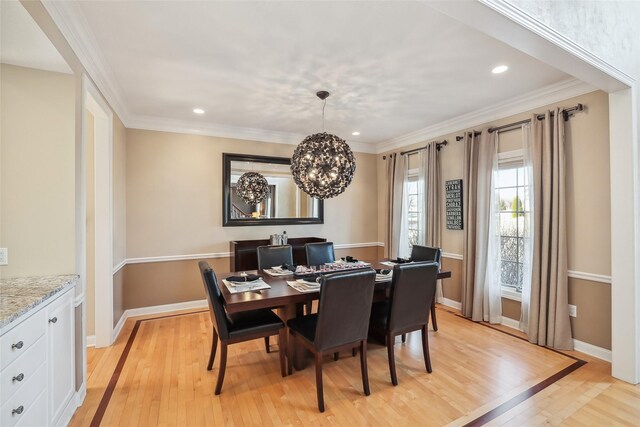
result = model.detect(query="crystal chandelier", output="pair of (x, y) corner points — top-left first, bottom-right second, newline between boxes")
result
(291, 91), (356, 199)
(236, 172), (270, 205)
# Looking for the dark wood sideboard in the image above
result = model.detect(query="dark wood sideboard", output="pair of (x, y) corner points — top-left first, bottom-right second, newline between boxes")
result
(229, 237), (327, 272)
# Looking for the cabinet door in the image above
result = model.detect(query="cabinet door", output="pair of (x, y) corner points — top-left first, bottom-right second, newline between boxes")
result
(47, 290), (74, 426)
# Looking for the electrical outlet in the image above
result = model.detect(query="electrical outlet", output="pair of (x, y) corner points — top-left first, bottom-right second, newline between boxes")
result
(0, 248), (7, 266)
(568, 304), (577, 318)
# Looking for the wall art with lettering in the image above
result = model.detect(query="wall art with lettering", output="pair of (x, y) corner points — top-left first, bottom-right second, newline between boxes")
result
(445, 179), (463, 230)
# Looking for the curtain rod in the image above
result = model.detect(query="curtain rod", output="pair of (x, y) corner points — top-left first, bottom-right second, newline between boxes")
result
(382, 140), (447, 159)
(455, 131), (481, 142)
(454, 103), (585, 141)
(401, 140), (448, 156)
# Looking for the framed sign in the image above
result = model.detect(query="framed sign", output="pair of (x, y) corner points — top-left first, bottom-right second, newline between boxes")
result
(446, 179), (463, 230)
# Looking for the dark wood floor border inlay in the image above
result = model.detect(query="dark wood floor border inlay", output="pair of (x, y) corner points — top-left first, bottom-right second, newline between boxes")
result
(88, 307), (587, 427)
(89, 310), (208, 427)
(462, 360), (586, 427)
(447, 308), (588, 425)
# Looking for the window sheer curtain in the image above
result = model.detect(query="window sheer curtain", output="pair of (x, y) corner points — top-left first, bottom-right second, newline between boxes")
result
(462, 131), (502, 323)
(523, 109), (573, 349)
(386, 153), (408, 259)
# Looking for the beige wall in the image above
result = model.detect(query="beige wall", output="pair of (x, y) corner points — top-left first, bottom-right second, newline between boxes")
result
(113, 116), (127, 267)
(379, 90), (612, 350)
(113, 268), (125, 326)
(0, 64), (76, 278)
(123, 246), (379, 310)
(125, 129), (378, 257)
(123, 129), (378, 309)
(112, 115), (127, 325)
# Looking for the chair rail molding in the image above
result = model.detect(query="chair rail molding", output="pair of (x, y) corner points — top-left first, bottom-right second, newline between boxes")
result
(120, 242), (385, 266)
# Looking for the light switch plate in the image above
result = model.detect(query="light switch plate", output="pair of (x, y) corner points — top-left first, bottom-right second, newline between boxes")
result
(568, 304), (577, 318)
(0, 248), (7, 266)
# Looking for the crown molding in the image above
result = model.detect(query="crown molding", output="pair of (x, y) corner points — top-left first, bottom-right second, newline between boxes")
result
(127, 114), (378, 154)
(42, 0), (130, 123)
(42, 0), (377, 154)
(375, 78), (595, 154)
(479, 0), (635, 89)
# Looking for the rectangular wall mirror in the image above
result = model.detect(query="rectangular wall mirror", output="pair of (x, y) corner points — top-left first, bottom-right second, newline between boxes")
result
(222, 153), (324, 226)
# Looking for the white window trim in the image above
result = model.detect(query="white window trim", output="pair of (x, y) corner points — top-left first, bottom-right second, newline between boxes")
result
(497, 149), (526, 303)
(501, 286), (522, 302)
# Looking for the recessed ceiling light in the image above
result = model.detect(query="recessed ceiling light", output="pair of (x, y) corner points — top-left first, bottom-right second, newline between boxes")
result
(193, 108), (205, 114)
(492, 65), (509, 74)
(352, 131), (360, 136)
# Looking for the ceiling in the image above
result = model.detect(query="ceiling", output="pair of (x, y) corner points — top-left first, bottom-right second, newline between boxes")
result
(0, 1), (71, 74)
(59, 1), (577, 149)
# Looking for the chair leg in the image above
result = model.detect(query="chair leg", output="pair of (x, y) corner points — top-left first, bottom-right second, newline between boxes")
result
(305, 301), (313, 315)
(334, 352), (339, 361)
(387, 333), (398, 386)
(315, 352), (325, 412)
(207, 329), (218, 371)
(352, 348), (357, 357)
(278, 330), (287, 377)
(401, 333), (406, 343)
(360, 341), (370, 396)
(264, 336), (270, 353)
(214, 342), (228, 395)
(431, 300), (438, 331)
(421, 324), (433, 373)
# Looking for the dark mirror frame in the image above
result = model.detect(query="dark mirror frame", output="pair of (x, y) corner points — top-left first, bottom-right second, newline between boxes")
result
(222, 153), (324, 226)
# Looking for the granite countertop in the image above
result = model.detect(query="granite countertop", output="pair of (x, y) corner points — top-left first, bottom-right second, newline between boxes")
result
(0, 275), (79, 332)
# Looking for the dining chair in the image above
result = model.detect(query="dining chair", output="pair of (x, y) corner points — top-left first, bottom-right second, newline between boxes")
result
(409, 244), (442, 333)
(287, 268), (376, 412)
(369, 261), (439, 386)
(305, 242), (335, 267)
(257, 244), (294, 352)
(198, 261), (287, 395)
(257, 244), (293, 270)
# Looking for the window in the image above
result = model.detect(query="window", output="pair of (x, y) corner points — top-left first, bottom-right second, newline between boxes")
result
(405, 171), (420, 254)
(496, 151), (531, 294)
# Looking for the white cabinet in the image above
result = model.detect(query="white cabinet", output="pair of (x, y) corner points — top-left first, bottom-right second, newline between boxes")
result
(47, 291), (74, 426)
(0, 288), (75, 427)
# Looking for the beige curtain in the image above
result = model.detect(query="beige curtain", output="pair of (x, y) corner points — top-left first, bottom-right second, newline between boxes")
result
(462, 131), (481, 318)
(422, 142), (441, 247)
(526, 109), (573, 349)
(462, 130), (501, 322)
(419, 142), (443, 301)
(386, 153), (406, 259)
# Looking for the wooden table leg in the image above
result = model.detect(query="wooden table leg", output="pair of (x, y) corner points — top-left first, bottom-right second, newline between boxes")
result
(277, 302), (310, 371)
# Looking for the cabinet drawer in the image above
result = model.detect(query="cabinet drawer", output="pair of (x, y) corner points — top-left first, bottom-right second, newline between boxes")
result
(0, 309), (46, 370)
(0, 362), (46, 427)
(15, 390), (47, 427)
(0, 335), (46, 403)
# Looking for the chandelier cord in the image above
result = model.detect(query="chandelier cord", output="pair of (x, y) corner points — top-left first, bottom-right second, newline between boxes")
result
(322, 99), (326, 132)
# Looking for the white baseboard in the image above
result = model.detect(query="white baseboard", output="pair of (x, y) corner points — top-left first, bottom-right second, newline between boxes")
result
(76, 383), (86, 407)
(125, 299), (208, 318)
(107, 300), (209, 344)
(440, 298), (461, 310)
(112, 312), (127, 343)
(500, 316), (522, 331)
(498, 316), (612, 363)
(56, 391), (80, 427)
(573, 339), (612, 362)
(86, 335), (95, 348)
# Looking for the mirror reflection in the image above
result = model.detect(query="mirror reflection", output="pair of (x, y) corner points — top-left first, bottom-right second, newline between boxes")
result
(223, 154), (324, 226)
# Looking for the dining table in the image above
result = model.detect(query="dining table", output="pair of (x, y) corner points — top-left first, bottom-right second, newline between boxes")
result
(218, 261), (452, 370)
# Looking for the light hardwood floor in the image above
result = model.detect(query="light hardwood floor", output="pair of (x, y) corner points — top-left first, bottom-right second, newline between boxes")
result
(71, 307), (640, 426)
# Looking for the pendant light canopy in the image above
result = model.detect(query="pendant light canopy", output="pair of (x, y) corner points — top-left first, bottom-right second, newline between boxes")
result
(291, 91), (356, 200)
(236, 171), (270, 205)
